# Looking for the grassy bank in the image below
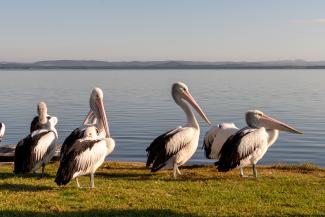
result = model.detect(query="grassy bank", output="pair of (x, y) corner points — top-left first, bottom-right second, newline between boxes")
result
(0, 161), (324, 216)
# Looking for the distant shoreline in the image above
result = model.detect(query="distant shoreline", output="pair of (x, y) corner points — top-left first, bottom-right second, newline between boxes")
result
(2, 67), (325, 70)
(2, 60), (325, 70)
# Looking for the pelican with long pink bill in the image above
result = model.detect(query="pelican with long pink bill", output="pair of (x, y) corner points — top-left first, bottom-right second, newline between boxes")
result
(146, 82), (211, 178)
(55, 87), (115, 188)
(215, 110), (303, 178)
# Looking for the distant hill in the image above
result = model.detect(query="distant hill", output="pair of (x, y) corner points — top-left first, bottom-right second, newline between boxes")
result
(1, 60), (325, 69)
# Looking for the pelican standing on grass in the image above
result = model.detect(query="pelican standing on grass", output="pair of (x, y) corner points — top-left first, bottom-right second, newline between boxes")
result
(215, 110), (303, 177)
(55, 88), (115, 188)
(14, 115), (58, 176)
(0, 122), (5, 142)
(146, 82), (211, 178)
(203, 123), (239, 159)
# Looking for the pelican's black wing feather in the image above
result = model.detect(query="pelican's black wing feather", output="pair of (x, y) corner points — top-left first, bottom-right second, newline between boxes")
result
(30, 116), (40, 133)
(55, 139), (100, 186)
(60, 128), (84, 159)
(146, 127), (186, 172)
(215, 127), (255, 172)
(14, 131), (50, 174)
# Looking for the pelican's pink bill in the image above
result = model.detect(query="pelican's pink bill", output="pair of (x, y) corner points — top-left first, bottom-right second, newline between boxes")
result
(83, 110), (94, 125)
(96, 97), (110, 137)
(261, 114), (303, 134)
(183, 90), (211, 125)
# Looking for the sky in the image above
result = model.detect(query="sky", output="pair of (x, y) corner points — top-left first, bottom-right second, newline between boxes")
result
(1, 0), (325, 62)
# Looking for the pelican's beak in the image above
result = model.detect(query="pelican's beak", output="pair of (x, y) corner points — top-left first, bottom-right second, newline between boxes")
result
(95, 97), (110, 138)
(83, 110), (94, 125)
(183, 90), (211, 125)
(260, 114), (303, 134)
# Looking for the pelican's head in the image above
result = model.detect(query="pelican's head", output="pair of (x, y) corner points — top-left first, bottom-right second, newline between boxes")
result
(84, 87), (110, 137)
(245, 110), (303, 134)
(172, 82), (211, 125)
(84, 126), (98, 139)
(37, 102), (48, 124)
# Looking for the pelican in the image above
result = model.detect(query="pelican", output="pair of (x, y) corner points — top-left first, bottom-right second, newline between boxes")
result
(30, 102), (51, 133)
(55, 87), (115, 188)
(215, 110), (303, 177)
(146, 82), (211, 178)
(14, 116), (58, 176)
(203, 123), (239, 159)
(0, 122), (5, 142)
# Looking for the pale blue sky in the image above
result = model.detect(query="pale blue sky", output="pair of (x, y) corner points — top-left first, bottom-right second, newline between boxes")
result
(1, 0), (325, 62)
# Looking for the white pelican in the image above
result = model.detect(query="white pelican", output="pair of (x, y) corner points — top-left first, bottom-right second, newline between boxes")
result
(215, 110), (303, 177)
(30, 102), (51, 133)
(0, 122), (5, 142)
(55, 87), (115, 188)
(14, 116), (58, 176)
(146, 82), (211, 178)
(203, 123), (239, 159)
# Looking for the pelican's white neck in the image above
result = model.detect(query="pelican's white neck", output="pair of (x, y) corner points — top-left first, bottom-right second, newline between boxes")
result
(266, 129), (279, 146)
(177, 99), (199, 128)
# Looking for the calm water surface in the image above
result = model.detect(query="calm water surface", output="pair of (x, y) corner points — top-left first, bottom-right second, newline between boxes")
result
(0, 69), (324, 166)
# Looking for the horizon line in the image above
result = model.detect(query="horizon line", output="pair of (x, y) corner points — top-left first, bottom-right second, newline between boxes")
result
(2, 58), (325, 64)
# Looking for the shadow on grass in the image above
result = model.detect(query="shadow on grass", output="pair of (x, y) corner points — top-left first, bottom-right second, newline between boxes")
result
(0, 172), (16, 179)
(0, 209), (200, 217)
(0, 183), (52, 192)
(0, 172), (55, 180)
(96, 170), (243, 182)
(96, 172), (154, 180)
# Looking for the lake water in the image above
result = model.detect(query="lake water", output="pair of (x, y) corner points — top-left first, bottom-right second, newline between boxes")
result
(0, 69), (324, 167)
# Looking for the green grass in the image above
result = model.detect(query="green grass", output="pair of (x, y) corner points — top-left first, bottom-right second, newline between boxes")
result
(0, 161), (324, 217)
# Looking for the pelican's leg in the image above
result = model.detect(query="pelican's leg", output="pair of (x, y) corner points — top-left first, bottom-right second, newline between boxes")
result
(177, 167), (182, 175)
(253, 164), (257, 178)
(76, 177), (81, 188)
(240, 167), (248, 178)
(173, 164), (178, 179)
(41, 163), (45, 178)
(90, 173), (95, 189)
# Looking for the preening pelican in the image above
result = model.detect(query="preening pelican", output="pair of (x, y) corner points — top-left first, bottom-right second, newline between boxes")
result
(0, 122), (5, 142)
(203, 123), (239, 159)
(55, 87), (115, 188)
(14, 116), (58, 176)
(146, 82), (211, 178)
(30, 102), (51, 133)
(215, 110), (303, 177)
